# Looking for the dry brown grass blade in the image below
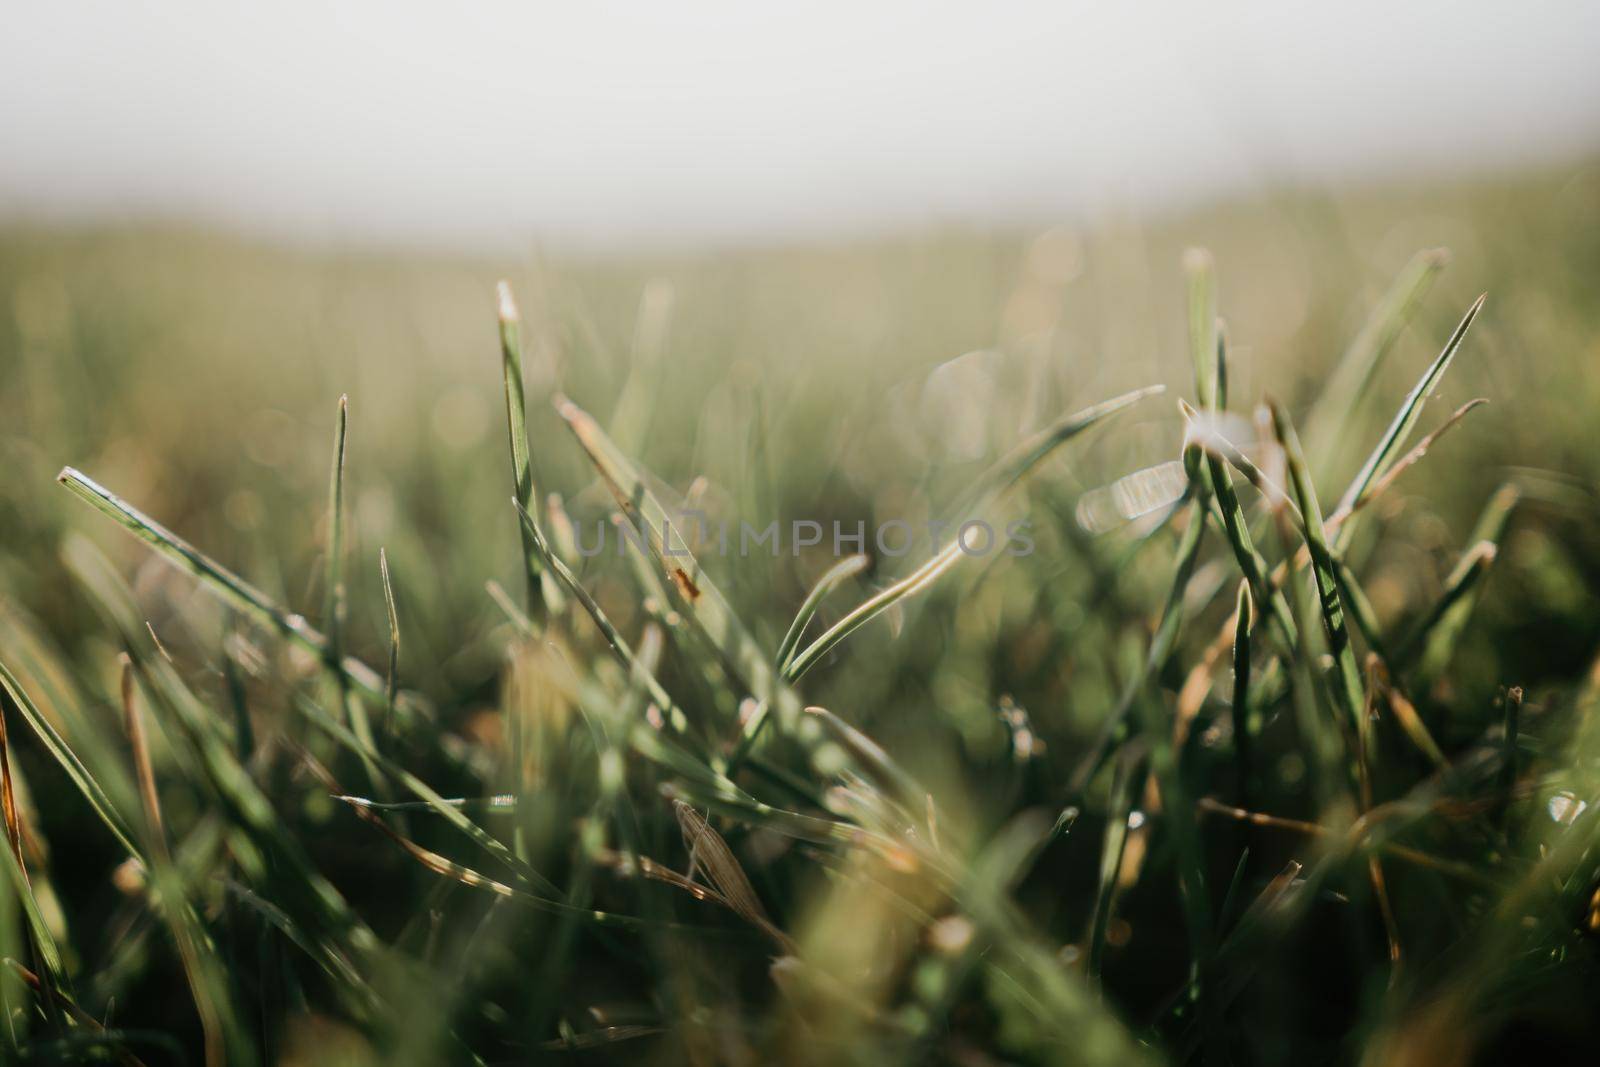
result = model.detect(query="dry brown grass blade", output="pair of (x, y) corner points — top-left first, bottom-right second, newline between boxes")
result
(1196, 798), (1489, 884)
(347, 797), (520, 898)
(1370, 854), (1401, 976)
(295, 749), (519, 900)
(1230, 860), (1304, 939)
(592, 845), (800, 953)
(673, 799), (793, 950)
(120, 655), (167, 855)
(1324, 398), (1488, 531)
(595, 846), (796, 952)
(0, 665), (69, 1032)
(539, 1024), (667, 1051)
(0, 694), (23, 866)
(1384, 682), (1449, 770)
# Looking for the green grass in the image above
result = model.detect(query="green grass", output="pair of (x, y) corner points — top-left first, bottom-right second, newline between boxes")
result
(1, 167), (1599, 1063)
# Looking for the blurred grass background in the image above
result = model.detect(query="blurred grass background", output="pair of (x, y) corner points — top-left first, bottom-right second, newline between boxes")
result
(1, 161), (1599, 1063)
(6, 165), (1596, 697)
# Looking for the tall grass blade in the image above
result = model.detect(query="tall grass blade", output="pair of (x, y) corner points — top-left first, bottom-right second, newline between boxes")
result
(324, 397), (379, 785)
(1270, 399), (1365, 736)
(1333, 294), (1486, 544)
(498, 281), (559, 620)
(1232, 581), (1255, 792)
(774, 554), (869, 677)
(379, 547), (400, 730)
(0, 656), (140, 858)
(57, 467), (389, 700)
(1185, 248), (1218, 408)
(323, 394), (349, 672)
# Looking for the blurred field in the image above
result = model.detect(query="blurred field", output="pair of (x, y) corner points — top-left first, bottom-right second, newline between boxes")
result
(1, 162), (1599, 1064)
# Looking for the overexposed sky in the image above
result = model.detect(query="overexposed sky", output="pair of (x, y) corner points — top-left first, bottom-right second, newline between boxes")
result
(2, 2), (1598, 248)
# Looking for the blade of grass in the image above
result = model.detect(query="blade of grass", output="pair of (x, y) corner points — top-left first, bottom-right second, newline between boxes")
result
(1497, 686), (1523, 823)
(786, 386), (1164, 684)
(1270, 495), (1352, 812)
(1087, 748), (1141, 980)
(1068, 473), (1206, 795)
(1414, 484), (1519, 684)
(335, 794), (517, 814)
(322, 778), (708, 935)
(1306, 248), (1449, 465)
(292, 689), (561, 897)
(672, 800), (793, 951)
(1214, 319), (1229, 410)
(1184, 248), (1218, 408)
(119, 658), (235, 1067)
(802, 705), (925, 811)
(129, 657), (380, 998)
(1195, 797), (1492, 884)
(1232, 581), (1255, 795)
(774, 554), (869, 676)
(1394, 541), (1500, 671)
(0, 656), (141, 859)
(498, 281), (561, 621)
(323, 397), (379, 787)
(1269, 398), (1365, 737)
(1134, 680), (1215, 1043)
(656, 778), (911, 864)
(323, 394), (349, 675)
(119, 656), (165, 852)
(1181, 398), (1297, 518)
(554, 394), (802, 733)
(378, 547), (400, 735)
(0, 689), (67, 1030)
(485, 577), (535, 635)
(57, 467), (389, 701)
(1333, 294), (1486, 547)
(950, 384), (1167, 524)
(1201, 447), (1297, 653)
(1331, 557), (1388, 663)
(514, 501), (692, 735)
(1384, 680), (1449, 770)
(1325, 399), (1489, 533)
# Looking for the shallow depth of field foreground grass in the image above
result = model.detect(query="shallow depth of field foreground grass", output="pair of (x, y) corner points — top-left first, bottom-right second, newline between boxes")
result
(1, 172), (1600, 1064)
